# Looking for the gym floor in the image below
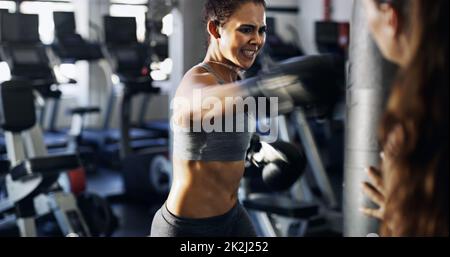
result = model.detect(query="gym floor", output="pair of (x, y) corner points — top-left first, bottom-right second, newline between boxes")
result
(86, 169), (162, 237)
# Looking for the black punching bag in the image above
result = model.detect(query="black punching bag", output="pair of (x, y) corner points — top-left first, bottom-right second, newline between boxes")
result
(343, 1), (398, 236)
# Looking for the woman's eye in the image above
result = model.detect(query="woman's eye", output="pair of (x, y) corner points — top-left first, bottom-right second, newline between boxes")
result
(239, 28), (253, 34)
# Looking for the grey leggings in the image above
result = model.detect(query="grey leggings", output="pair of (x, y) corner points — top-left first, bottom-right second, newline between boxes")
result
(150, 202), (257, 237)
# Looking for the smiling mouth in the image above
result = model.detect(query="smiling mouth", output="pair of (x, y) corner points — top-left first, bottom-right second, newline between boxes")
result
(242, 49), (257, 59)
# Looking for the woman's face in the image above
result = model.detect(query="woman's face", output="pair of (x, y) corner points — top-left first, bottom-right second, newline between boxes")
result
(362, 0), (406, 65)
(217, 2), (266, 70)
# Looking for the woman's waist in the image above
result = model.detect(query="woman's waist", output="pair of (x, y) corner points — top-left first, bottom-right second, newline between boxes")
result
(173, 159), (244, 194)
(168, 159), (244, 217)
(173, 158), (245, 181)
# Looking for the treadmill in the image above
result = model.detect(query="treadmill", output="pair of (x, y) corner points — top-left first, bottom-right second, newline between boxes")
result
(0, 13), (69, 156)
(72, 16), (168, 169)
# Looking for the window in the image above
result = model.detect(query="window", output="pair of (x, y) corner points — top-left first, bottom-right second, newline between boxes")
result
(110, 4), (148, 42)
(110, 0), (148, 5)
(0, 62), (11, 83)
(161, 13), (173, 36)
(20, 1), (74, 44)
(0, 0), (16, 12)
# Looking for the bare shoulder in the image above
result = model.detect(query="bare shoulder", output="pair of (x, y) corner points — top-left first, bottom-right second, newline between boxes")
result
(176, 65), (219, 96)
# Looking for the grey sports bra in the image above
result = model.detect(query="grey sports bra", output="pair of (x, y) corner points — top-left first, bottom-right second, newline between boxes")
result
(172, 63), (254, 161)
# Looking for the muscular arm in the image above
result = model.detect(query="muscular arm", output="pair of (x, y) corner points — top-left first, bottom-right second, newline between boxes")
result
(172, 69), (245, 128)
(172, 54), (345, 128)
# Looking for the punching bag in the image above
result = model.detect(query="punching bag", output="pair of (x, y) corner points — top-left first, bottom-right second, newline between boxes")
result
(343, 1), (398, 236)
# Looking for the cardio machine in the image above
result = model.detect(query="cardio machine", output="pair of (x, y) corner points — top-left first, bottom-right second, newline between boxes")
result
(90, 16), (171, 203)
(0, 80), (117, 237)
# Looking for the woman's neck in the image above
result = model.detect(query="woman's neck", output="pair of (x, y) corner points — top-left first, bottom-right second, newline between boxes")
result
(204, 45), (242, 82)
